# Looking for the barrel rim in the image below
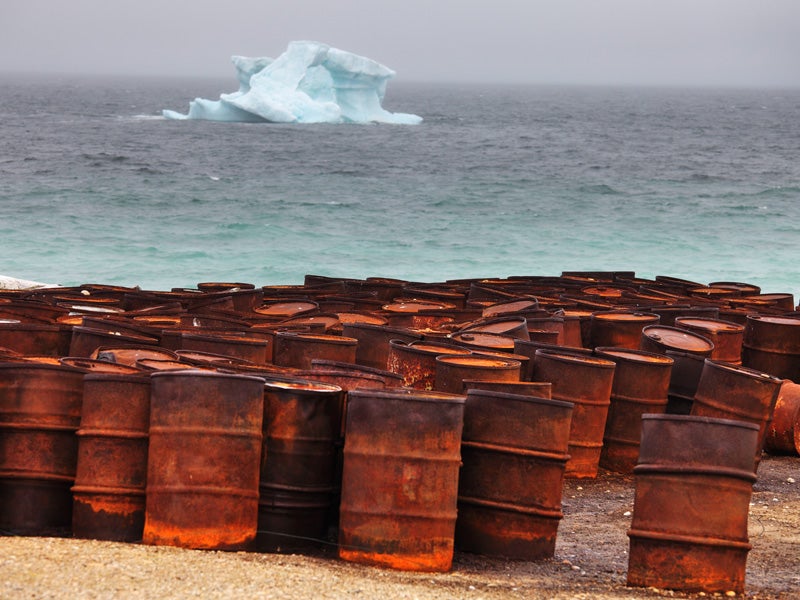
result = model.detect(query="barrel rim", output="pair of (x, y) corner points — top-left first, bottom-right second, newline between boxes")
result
(348, 388), (466, 404)
(533, 348), (616, 368)
(595, 347), (675, 366)
(149, 369), (267, 384)
(640, 413), (760, 431)
(465, 387), (574, 409)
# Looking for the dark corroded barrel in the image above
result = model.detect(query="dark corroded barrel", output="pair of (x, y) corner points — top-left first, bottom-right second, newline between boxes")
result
(691, 360), (783, 469)
(273, 332), (358, 370)
(674, 317), (744, 365)
(462, 379), (552, 398)
(742, 315), (800, 381)
(0, 363), (85, 535)
(627, 414), (759, 594)
(764, 380), (800, 455)
(257, 380), (343, 552)
(641, 325), (714, 358)
(72, 373), (151, 541)
(338, 388), (465, 572)
(387, 339), (470, 390)
(143, 370), (264, 550)
(434, 355), (521, 394)
(530, 350), (615, 478)
(590, 312), (660, 350)
(455, 389), (573, 559)
(69, 326), (159, 358)
(595, 348), (673, 473)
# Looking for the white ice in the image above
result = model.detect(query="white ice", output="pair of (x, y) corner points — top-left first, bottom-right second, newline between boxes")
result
(163, 41), (421, 125)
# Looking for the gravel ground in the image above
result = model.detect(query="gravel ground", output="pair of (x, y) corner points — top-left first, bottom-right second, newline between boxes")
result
(1, 455), (797, 600)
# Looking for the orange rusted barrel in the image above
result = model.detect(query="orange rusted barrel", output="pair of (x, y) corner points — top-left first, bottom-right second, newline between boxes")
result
(589, 312), (660, 350)
(143, 370), (264, 550)
(691, 360), (783, 469)
(257, 380), (343, 552)
(434, 354), (521, 394)
(627, 414), (759, 594)
(455, 389), (573, 559)
(338, 388), (465, 572)
(0, 322), (72, 356)
(674, 317), (744, 364)
(387, 339), (470, 390)
(72, 373), (151, 541)
(459, 316), (531, 341)
(595, 348), (673, 473)
(0, 363), (85, 535)
(341, 323), (421, 370)
(462, 379), (552, 398)
(640, 325), (714, 358)
(273, 332), (358, 370)
(513, 339), (593, 380)
(741, 315), (800, 381)
(764, 380), (800, 455)
(530, 350), (615, 478)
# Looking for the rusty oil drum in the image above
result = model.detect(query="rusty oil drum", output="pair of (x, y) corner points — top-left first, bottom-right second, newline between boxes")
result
(589, 312), (660, 350)
(455, 389), (573, 559)
(434, 354), (521, 394)
(272, 332), (358, 370)
(0, 363), (85, 535)
(764, 380), (800, 455)
(640, 325), (714, 358)
(257, 379), (344, 552)
(690, 359), (783, 468)
(338, 388), (465, 572)
(595, 348), (673, 473)
(462, 379), (552, 398)
(674, 317), (744, 365)
(143, 370), (265, 550)
(72, 373), (151, 541)
(741, 315), (800, 381)
(387, 339), (470, 390)
(627, 414), (759, 594)
(530, 350), (615, 478)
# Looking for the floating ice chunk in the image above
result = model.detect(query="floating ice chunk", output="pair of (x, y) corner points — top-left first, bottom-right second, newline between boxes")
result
(0, 275), (59, 290)
(163, 41), (421, 125)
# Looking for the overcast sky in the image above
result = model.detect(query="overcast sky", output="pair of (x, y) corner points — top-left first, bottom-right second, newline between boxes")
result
(2, 0), (798, 87)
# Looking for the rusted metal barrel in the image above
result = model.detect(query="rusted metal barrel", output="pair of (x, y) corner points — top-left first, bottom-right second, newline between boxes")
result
(72, 373), (151, 541)
(594, 348), (673, 473)
(674, 317), (744, 365)
(691, 359), (783, 469)
(627, 414), (759, 594)
(341, 323), (422, 370)
(665, 350), (706, 415)
(273, 332), (358, 370)
(143, 370), (265, 550)
(513, 339), (593, 381)
(434, 354), (521, 394)
(447, 331), (517, 354)
(0, 322), (72, 356)
(640, 325), (714, 358)
(0, 363), (85, 535)
(69, 326), (159, 358)
(764, 380), (800, 455)
(258, 380), (343, 552)
(455, 389), (573, 559)
(174, 331), (269, 364)
(387, 339), (470, 390)
(92, 345), (179, 366)
(530, 350), (615, 478)
(338, 388), (465, 572)
(459, 316), (531, 341)
(589, 312), (660, 350)
(462, 379), (552, 398)
(741, 315), (800, 381)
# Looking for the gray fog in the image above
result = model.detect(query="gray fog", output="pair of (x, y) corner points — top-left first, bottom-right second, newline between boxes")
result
(2, 0), (798, 87)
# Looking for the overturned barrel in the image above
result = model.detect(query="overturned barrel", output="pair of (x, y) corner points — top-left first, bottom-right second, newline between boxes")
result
(455, 389), (573, 559)
(72, 373), (151, 541)
(764, 380), (800, 455)
(257, 380), (343, 552)
(143, 370), (264, 550)
(0, 363), (85, 535)
(627, 414), (759, 594)
(338, 388), (465, 572)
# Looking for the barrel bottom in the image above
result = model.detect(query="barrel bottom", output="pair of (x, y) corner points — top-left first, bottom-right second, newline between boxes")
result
(338, 512), (456, 572)
(599, 439), (640, 474)
(256, 489), (332, 552)
(455, 499), (561, 560)
(0, 477), (72, 536)
(565, 444), (602, 479)
(627, 533), (749, 594)
(72, 489), (145, 542)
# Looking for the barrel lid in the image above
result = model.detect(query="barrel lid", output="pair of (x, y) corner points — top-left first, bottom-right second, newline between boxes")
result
(642, 325), (714, 353)
(747, 315), (800, 327)
(674, 317), (744, 333)
(594, 347), (674, 365)
(460, 316), (527, 335)
(382, 300), (457, 313)
(641, 413), (759, 431)
(591, 311), (659, 322)
(402, 340), (470, 356)
(277, 331), (358, 345)
(448, 331), (516, 351)
(335, 312), (388, 326)
(465, 387), (573, 409)
(482, 299), (539, 317)
(533, 349), (616, 368)
(436, 355), (520, 368)
(264, 379), (343, 393)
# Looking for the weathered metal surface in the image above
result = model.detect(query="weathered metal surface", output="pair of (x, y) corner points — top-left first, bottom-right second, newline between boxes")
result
(272, 332), (358, 370)
(72, 373), (151, 541)
(513, 339), (593, 381)
(143, 370), (264, 550)
(461, 379), (552, 398)
(455, 389), (573, 559)
(69, 325), (159, 358)
(742, 315), (800, 381)
(173, 331), (269, 365)
(340, 322), (421, 370)
(59, 357), (143, 374)
(764, 380), (800, 455)
(92, 345), (179, 366)
(434, 354), (521, 394)
(459, 316), (531, 341)
(0, 363), (85, 535)
(594, 348), (673, 473)
(589, 312), (660, 350)
(338, 388), (465, 572)
(640, 325), (715, 357)
(257, 380), (343, 552)
(0, 322), (72, 357)
(447, 331), (517, 353)
(627, 414), (759, 594)
(387, 339), (469, 390)
(691, 359), (783, 469)
(674, 316), (744, 364)
(664, 350), (706, 414)
(530, 350), (615, 478)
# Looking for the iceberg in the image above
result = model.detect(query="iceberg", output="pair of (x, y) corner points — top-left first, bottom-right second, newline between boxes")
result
(163, 41), (421, 125)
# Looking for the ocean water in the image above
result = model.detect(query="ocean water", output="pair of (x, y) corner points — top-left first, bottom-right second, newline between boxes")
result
(1, 74), (799, 302)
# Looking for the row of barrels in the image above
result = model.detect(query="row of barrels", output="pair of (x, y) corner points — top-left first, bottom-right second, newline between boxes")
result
(1, 271), (799, 594)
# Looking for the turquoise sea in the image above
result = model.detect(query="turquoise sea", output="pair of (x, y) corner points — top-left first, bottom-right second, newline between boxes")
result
(1, 74), (798, 302)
